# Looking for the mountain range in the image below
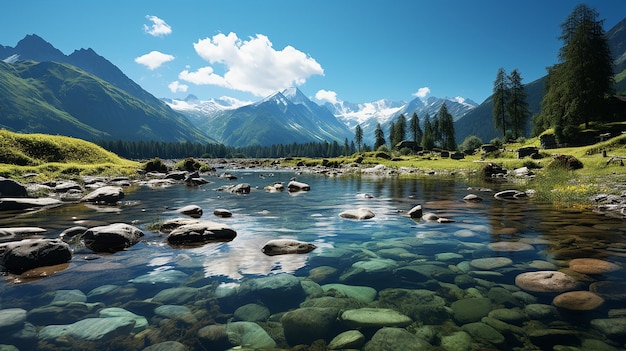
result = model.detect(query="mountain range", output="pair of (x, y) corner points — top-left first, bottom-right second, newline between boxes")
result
(2, 18), (626, 149)
(0, 34), (212, 144)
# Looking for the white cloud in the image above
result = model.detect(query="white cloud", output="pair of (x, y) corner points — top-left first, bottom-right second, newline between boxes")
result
(144, 15), (172, 37)
(412, 87), (431, 98)
(168, 81), (188, 93)
(135, 51), (175, 70)
(181, 32), (324, 96)
(315, 89), (339, 104)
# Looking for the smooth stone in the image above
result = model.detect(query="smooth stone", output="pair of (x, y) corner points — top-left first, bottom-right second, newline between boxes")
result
(87, 285), (121, 300)
(213, 208), (232, 218)
(328, 330), (365, 350)
(176, 205), (202, 218)
(487, 287), (520, 307)
(281, 307), (339, 345)
(341, 308), (412, 328)
(154, 305), (197, 324)
(59, 226), (88, 243)
(377, 288), (448, 325)
(0, 226), (47, 237)
(488, 241), (534, 252)
(487, 308), (527, 325)
(590, 281), (626, 301)
(525, 303), (558, 320)
(553, 291), (604, 311)
(82, 223), (144, 252)
(51, 289), (87, 304)
(0, 308), (27, 333)
(440, 331), (473, 351)
(422, 212), (439, 221)
(27, 303), (92, 325)
(233, 303), (270, 322)
(463, 194), (483, 202)
(38, 317), (136, 342)
(461, 322), (505, 346)
(568, 258), (620, 275)
(99, 307), (148, 332)
(339, 208), (375, 220)
(80, 186), (124, 203)
(527, 328), (580, 349)
(166, 220), (237, 245)
(142, 341), (188, 351)
(591, 317), (626, 337)
(515, 271), (581, 293)
(407, 205), (423, 219)
(287, 180), (310, 192)
(436, 252), (464, 262)
(152, 218), (200, 233)
(152, 287), (198, 305)
(261, 239), (316, 256)
(227, 321), (276, 349)
(322, 283), (377, 303)
(364, 327), (430, 351)
(1, 238), (72, 274)
(130, 270), (189, 286)
(528, 260), (558, 270)
(470, 257), (513, 270)
(0, 197), (63, 211)
(451, 298), (491, 324)
(307, 266), (338, 283)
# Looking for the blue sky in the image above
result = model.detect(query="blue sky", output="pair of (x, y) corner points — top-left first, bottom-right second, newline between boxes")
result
(2, 0), (625, 105)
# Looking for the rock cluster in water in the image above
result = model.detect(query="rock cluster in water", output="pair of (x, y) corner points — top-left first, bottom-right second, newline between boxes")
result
(0, 165), (625, 350)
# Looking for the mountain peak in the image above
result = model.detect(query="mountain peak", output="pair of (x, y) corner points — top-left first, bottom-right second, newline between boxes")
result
(14, 34), (66, 62)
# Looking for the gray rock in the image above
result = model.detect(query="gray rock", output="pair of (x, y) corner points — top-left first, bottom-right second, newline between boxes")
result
(27, 303), (93, 325)
(322, 283), (377, 303)
(591, 317), (626, 338)
(463, 194), (483, 202)
(59, 226), (88, 243)
(142, 341), (188, 351)
(55, 181), (83, 193)
(487, 308), (527, 326)
(226, 321), (276, 349)
(281, 307), (339, 345)
(0, 197), (63, 211)
(451, 297), (492, 324)
(82, 223), (144, 252)
(341, 308), (412, 328)
(262, 239), (316, 256)
(176, 205), (203, 218)
(525, 303), (558, 320)
(80, 186), (124, 203)
(152, 287), (198, 305)
(213, 208), (232, 218)
(470, 257), (513, 270)
(51, 289), (87, 304)
(407, 205), (423, 218)
(287, 180), (310, 192)
(233, 303), (270, 322)
(38, 317), (136, 342)
(0, 177), (27, 197)
(166, 220), (236, 246)
(152, 218), (200, 233)
(154, 305), (197, 324)
(440, 331), (473, 351)
(527, 328), (580, 349)
(339, 208), (375, 220)
(462, 322), (506, 346)
(0, 308), (26, 333)
(328, 330), (365, 350)
(1, 239), (71, 274)
(364, 327), (430, 351)
(377, 288), (448, 325)
(99, 307), (148, 332)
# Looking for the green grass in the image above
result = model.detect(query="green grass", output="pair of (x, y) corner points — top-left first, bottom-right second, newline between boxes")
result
(0, 129), (139, 181)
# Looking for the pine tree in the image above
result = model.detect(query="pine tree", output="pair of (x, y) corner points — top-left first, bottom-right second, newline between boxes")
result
(396, 114), (407, 144)
(437, 103), (456, 151)
(374, 123), (386, 150)
(421, 114), (435, 150)
(354, 124), (363, 152)
(493, 67), (509, 138)
(506, 69), (530, 139)
(409, 112), (422, 146)
(536, 4), (614, 143)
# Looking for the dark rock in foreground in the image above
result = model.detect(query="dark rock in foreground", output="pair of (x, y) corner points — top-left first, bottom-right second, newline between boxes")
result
(82, 223), (144, 253)
(1, 238), (72, 274)
(166, 220), (237, 246)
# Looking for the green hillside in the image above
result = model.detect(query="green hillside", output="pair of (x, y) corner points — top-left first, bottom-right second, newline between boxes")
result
(0, 60), (212, 144)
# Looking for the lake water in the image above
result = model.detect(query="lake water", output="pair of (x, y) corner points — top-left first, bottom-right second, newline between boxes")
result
(1, 168), (625, 350)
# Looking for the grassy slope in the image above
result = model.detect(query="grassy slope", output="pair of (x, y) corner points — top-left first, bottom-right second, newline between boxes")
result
(0, 130), (139, 181)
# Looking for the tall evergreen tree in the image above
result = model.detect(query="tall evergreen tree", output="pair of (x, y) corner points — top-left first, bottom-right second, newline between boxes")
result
(354, 124), (363, 152)
(396, 114), (407, 144)
(493, 67), (509, 138)
(421, 114), (435, 150)
(374, 123), (386, 150)
(537, 4), (614, 143)
(409, 112), (422, 146)
(389, 121), (397, 147)
(437, 103), (456, 151)
(506, 69), (530, 139)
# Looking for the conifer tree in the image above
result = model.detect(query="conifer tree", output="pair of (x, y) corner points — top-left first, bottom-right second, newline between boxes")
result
(374, 123), (386, 150)
(506, 69), (530, 139)
(409, 112), (422, 146)
(493, 67), (509, 138)
(421, 114), (435, 150)
(437, 103), (456, 151)
(354, 124), (363, 152)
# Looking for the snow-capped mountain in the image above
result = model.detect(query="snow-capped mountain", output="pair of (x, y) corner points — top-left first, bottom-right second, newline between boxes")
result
(163, 95), (251, 125)
(324, 96), (478, 145)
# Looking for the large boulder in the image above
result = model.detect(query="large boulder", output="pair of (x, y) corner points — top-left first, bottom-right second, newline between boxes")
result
(287, 180), (310, 192)
(0, 177), (27, 197)
(80, 186), (124, 204)
(82, 223), (144, 253)
(261, 239), (316, 256)
(166, 220), (236, 246)
(1, 239), (71, 274)
(515, 271), (581, 293)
